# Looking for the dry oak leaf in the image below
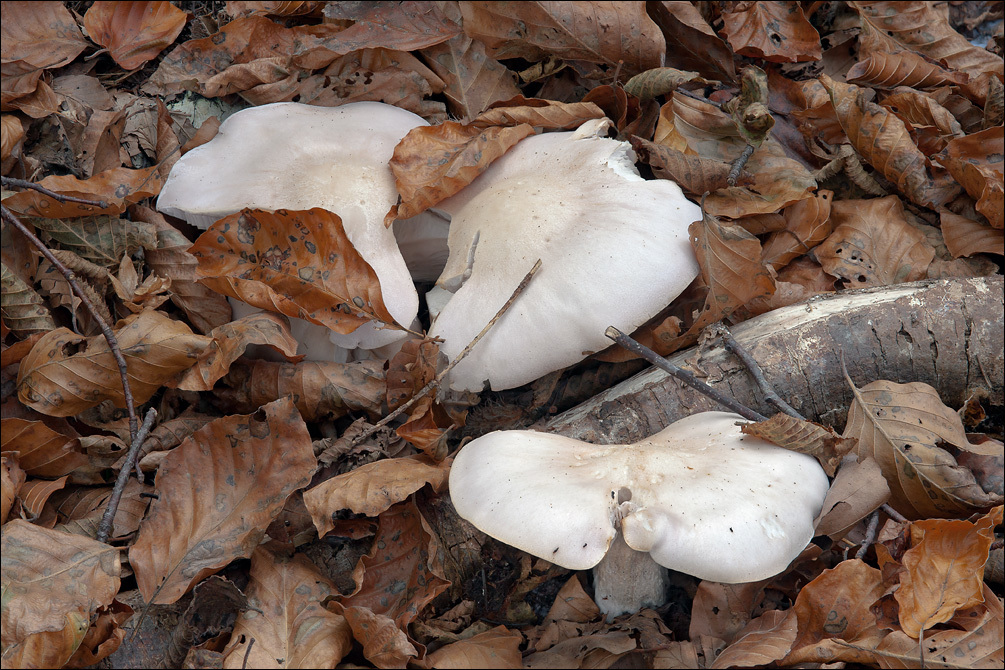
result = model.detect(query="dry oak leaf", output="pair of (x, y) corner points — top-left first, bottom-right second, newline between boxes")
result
(304, 454), (451, 534)
(83, 1), (188, 71)
(720, 1), (821, 63)
(190, 208), (395, 336)
(0, 520), (120, 667)
(222, 545), (353, 669)
(458, 1), (665, 77)
(0, 417), (85, 477)
(847, 51), (970, 90)
(781, 559), (886, 666)
(896, 506), (1004, 639)
(821, 75), (960, 208)
(128, 397), (315, 604)
(815, 195), (936, 289)
(16, 309), (209, 417)
(940, 210), (1004, 258)
(843, 376), (1003, 519)
(937, 125), (1004, 229)
(1, 166), (163, 218)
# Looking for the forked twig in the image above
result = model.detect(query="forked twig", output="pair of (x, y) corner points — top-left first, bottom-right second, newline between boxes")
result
(716, 323), (802, 418)
(350, 259), (543, 446)
(96, 408), (157, 543)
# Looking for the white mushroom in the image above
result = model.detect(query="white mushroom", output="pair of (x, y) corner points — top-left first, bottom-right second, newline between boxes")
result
(427, 118), (701, 392)
(157, 101), (450, 360)
(448, 411), (830, 620)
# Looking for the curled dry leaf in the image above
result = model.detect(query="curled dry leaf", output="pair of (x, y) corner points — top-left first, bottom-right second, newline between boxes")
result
(937, 126), (1004, 229)
(425, 626), (524, 669)
(82, 1), (188, 71)
(63, 600), (132, 669)
(1, 166), (163, 218)
(0, 1), (89, 69)
(47, 479), (151, 541)
(458, 1), (665, 76)
(940, 210), (1004, 257)
(741, 412), (854, 476)
(173, 312), (301, 392)
(222, 545), (353, 669)
(17, 309), (210, 417)
(0, 520), (120, 667)
(0, 261), (56, 337)
(843, 376), (1004, 519)
(708, 609), (795, 670)
(760, 189), (833, 271)
(0, 417), (85, 477)
(647, 0), (735, 82)
(128, 398), (315, 604)
(16, 477), (68, 521)
(623, 67), (715, 101)
(813, 456), (890, 539)
(719, 1), (821, 63)
(1, 456), (26, 523)
(846, 51), (969, 90)
(881, 87), (965, 156)
(895, 506), (1003, 639)
(304, 455), (451, 534)
(821, 75), (960, 208)
(191, 208), (395, 335)
(219, 358), (385, 422)
(781, 559), (885, 666)
(815, 195), (935, 288)
(630, 136), (752, 195)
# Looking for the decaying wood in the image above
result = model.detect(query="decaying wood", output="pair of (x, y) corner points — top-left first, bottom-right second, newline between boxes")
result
(546, 276), (1003, 443)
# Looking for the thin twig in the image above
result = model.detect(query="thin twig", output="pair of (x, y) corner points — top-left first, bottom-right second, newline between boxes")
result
(605, 326), (766, 422)
(2, 204), (139, 444)
(855, 510), (881, 561)
(97, 407), (157, 544)
(351, 259), (543, 446)
(242, 638), (255, 670)
(717, 323), (803, 419)
(727, 144), (755, 186)
(881, 503), (909, 523)
(2, 177), (109, 208)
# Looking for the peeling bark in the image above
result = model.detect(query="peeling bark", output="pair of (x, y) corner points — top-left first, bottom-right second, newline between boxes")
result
(546, 277), (1004, 443)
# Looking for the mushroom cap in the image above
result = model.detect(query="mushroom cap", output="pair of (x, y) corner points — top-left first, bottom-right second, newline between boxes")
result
(427, 119), (701, 392)
(157, 101), (430, 345)
(448, 411), (830, 582)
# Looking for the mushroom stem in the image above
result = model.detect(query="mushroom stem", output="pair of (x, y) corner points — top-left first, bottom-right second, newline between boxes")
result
(592, 534), (669, 622)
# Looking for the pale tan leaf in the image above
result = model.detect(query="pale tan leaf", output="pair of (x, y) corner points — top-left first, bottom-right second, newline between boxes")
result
(0, 418), (85, 477)
(424, 626), (524, 669)
(813, 456), (890, 539)
(83, 1), (188, 71)
(940, 210), (1004, 257)
(847, 51), (969, 90)
(709, 610), (796, 669)
(1, 456), (26, 524)
(128, 398), (315, 604)
(741, 412), (854, 476)
(0, 261), (56, 338)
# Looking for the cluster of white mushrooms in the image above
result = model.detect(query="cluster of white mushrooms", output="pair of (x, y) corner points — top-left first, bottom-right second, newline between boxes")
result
(158, 102), (830, 621)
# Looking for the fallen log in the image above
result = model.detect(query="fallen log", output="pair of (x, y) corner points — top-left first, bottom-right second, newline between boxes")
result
(546, 276), (1003, 443)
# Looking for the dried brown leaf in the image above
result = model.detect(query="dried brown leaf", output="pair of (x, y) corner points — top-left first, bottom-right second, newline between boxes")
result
(1, 166), (163, 218)
(813, 456), (890, 539)
(0, 261), (56, 337)
(720, 1), (821, 63)
(458, 1), (664, 76)
(29, 214), (156, 269)
(821, 75), (960, 208)
(843, 376), (1004, 518)
(0, 1), (89, 69)
(1, 456), (26, 524)
(16, 477), (68, 521)
(761, 189), (833, 271)
(64, 600), (132, 669)
(709, 609), (796, 670)
(847, 51), (970, 90)
(881, 87), (965, 155)
(219, 358), (385, 422)
(630, 136), (751, 195)
(0, 520), (120, 666)
(937, 126), (1004, 229)
(690, 581), (768, 646)
(222, 545), (352, 668)
(940, 210), (1004, 257)
(0, 417), (85, 477)
(44, 479), (151, 541)
(128, 398), (315, 604)
(424, 625), (524, 669)
(741, 412), (854, 476)
(304, 455), (450, 532)
(647, 1), (735, 82)
(17, 309), (209, 417)
(623, 67), (715, 101)
(896, 506), (1003, 638)
(190, 208), (395, 335)
(83, 1), (188, 71)
(815, 195), (936, 288)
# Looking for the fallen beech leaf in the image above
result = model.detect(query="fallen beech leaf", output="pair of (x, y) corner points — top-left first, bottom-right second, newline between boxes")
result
(458, 1), (665, 76)
(314, 1), (461, 59)
(545, 575), (601, 623)
(0, 1), (89, 69)
(940, 210), (1004, 257)
(304, 455), (451, 533)
(815, 195), (935, 288)
(1, 114), (26, 163)
(28, 214), (157, 268)
(847, 51), (969, 90)
(1, 166), (163, 218)
(709, 610), (796, 670)
(623, 67), (715, 101)
(813, 456), (890, 539)
(690, 580), (769, 645)
(63, 600), (132, 669)
(896, 506), (1003, 638)
(760, 189), (833, 271)
(720, 1), (821, 63)
(128, 398), (315, 604)
(174, 312), (301, 392)
(630, 136), (752, 195)
(424, 626), (524, 669)
(647, 1), (735, 82)
(881, 87), (965, 155)
(821, 76), (959, 208)
(219, 358), (385, 422)
(937, 126), (1004, 229)
(0, 262), (56, 338)
(43, 479), (151, 541)
(782, 559), (885, 666)
(843, 376), (1003, 518)
(335, 605), (418, 668)
(0, 520), (120, 666)
(17, 309), (210, 417)
(83, 1), (187, 70)
(191, 208), (396, 336)
(1, 456), (26, 523)
(741, 412), (854, 476)
(0, 418), (85, 477)
(222, 545), (352, 669)
(16, 477), (68, 521)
